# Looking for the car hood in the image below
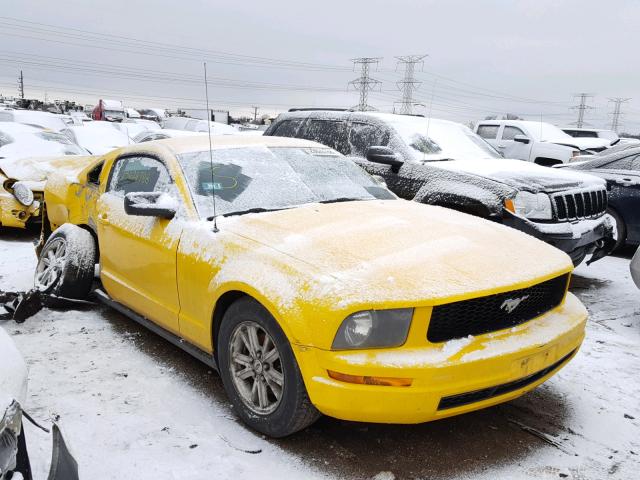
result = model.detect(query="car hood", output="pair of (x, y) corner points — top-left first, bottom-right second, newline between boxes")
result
(544, 137), (611, 150)
(223, 200), (572, 307)
(428, 158), (605, 193)
(0, 327), (28, 408)
(0, 155), (96, 181)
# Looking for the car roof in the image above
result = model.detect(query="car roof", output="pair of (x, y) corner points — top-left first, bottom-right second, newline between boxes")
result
(0, 122), (43, 134)
(127, 134), (329, 156)
(275, 109), (459, 128)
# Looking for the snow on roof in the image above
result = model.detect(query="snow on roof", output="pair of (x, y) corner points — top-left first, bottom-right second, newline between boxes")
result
(101, 99), (124, 110)
(153, 134), (327, 155)
(0, 121), (42, 135)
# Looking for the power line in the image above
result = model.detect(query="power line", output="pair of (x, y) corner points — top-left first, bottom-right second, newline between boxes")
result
(570, 93), (594, 128)
(349, 57), (382, 111)
(608, 97), (631, 133)
(395, 54), (427, 114)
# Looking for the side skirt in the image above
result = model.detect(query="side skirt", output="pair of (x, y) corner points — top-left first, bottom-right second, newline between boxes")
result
(93, 289), (218, 372)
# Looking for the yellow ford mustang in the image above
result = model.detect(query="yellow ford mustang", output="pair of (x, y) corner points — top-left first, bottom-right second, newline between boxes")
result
(37, 136), (587, 437)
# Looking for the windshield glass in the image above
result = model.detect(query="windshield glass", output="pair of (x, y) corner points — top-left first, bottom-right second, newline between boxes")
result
(178, 146), (394, 218)
(388, 117), (501, 160)
(104, 110), (125, 120)
(36, 131), (87, 154)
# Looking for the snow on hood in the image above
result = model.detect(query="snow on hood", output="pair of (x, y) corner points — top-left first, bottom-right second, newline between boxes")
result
(544, 136), (611, 150)
(430, 158), (606, 193)
(0, 155), (95, 181)
(0, 327), (28, 408)
(222, 200), (572, 309)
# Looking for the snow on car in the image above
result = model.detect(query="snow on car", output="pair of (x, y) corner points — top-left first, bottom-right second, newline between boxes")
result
(162, 116), (238, 134)
(265, 110), (614, 266)
(476, 120), (612, 165)
(0, 123), (87, 161)
(133, 128), (204, 143)
(35, 135), (588, 438)
(0, 110), (68, 132)
(61, 121), (131, 155)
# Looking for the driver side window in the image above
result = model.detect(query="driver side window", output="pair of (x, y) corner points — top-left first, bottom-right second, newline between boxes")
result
(108, 156), (171, 197)
(501, 126), (526, 141)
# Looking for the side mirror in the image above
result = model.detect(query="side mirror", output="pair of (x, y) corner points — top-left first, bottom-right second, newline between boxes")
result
(124, 191), (176, 219)
(513, 134), (531, 144)
(366, 146), (404, 173)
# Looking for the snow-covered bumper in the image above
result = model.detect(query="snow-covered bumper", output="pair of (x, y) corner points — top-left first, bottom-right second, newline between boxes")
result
(503, 212), (613, 264)
(0, 192), (41, 229)
(294, 293), (586, 424)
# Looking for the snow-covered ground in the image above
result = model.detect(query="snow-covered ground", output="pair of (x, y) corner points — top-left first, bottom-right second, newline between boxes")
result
(1, 228), (638, 480)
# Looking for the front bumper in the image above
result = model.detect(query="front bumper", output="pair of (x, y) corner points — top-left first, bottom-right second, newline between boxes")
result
(0, 194), (40, 229)
(294, 293), (586, 424)
(503, 212), (613, 261)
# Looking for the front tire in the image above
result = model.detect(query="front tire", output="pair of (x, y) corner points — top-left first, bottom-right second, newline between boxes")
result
(218, 297), (320, 437)
(604, 208), (626, 251)
(34, 224), (96, 299)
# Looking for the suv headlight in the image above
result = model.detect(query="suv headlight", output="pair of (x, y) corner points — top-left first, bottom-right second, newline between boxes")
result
(0, 401), (22, 475)
(332, 309), (413, 350)
(507, 191), (553, 220)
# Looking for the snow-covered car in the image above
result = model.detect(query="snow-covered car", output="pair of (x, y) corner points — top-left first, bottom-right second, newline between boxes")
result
(0, 327), (78, 479)
(137, 108), (167, 123)
(162, 116), (237, 134)
(132, 129), (203, 143)
(1, 155), (95, 228)
(265, 111), (614, 266)
(0, 110), (68, 132)
(37, 135), (587, 437)
(631, 247), (640, 289)
(62, 122), (131, 155)
(0, 123), (87, 161)
(476, 120), (612, 165)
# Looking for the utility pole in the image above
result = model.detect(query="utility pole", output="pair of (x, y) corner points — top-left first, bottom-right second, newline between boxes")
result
(18, 70), (24, 99)
(252, 106), (259, 122)
(395, 54), (428, 115)
(349, 57), (382, 111)
(571, 93), (594, 128)
(608, 97), (631, 133)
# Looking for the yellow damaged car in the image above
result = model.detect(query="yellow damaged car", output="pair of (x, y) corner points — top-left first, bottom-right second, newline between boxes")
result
(37, 136), (587, 437)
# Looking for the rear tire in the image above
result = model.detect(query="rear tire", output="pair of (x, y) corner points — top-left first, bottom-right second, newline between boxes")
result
(34, 224), (96, 299)
(218, 297), (320, 437)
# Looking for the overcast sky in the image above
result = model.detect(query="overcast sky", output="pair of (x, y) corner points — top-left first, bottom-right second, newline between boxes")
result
(1, 0), (638, 131)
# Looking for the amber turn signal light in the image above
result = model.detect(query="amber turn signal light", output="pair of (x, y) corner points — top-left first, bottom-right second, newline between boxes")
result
(327, 370), (412, 387)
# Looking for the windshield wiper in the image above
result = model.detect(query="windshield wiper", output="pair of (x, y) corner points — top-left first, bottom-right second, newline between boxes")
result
(212, 207), (287, 219)
(318, 197), (367, 204)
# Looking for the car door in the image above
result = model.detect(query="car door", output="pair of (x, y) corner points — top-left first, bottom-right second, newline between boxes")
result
(498, 125), (533, 161)
(96, 154), (183, 333)
(599, 155), (640, 243)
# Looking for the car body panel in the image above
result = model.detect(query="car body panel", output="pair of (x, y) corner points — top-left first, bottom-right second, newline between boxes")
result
(41, 135), (587, 424)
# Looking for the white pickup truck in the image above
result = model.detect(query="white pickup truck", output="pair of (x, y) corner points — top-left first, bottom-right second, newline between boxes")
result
(476, 120), (612, 166)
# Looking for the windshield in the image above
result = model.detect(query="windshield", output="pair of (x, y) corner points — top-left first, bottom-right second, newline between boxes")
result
(104, 110), (125, 120)
(36, 131), (87, 154)
(389, 118), (502, 160)
(178, 146), (394, 218)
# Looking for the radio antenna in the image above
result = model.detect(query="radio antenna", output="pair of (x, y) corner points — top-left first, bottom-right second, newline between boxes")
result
(203, 62), (219, 232)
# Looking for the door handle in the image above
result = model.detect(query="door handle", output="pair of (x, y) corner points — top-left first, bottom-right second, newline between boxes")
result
(497, 145), (506, 149)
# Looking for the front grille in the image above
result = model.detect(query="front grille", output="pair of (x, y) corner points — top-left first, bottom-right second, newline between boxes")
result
(552, 188), (607, 221)
(437, 349), (576, 410)
(427, 274), (569, 343)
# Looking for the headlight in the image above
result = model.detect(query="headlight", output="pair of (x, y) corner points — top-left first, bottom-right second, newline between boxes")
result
(0, 401), (22, 475)
(332, 309), (413, 350)
(508, 191), (553, 220)
(12, 182), (34, 207)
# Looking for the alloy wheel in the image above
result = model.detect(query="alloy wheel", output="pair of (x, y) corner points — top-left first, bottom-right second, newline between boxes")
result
(229, 321), (284, 415)
(35, 238), (66, 291)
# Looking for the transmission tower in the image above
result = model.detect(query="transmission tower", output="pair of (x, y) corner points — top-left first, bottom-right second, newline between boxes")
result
(395, 54), (428, 115)
(608, 97), (631, 133)
(18, 70), (24, 99)
(349, 57), (382, 111)
(570, 93), (594, 128)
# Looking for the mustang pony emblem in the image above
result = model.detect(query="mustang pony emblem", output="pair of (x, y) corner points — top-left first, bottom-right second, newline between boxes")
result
(500, 295), (530, 313)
